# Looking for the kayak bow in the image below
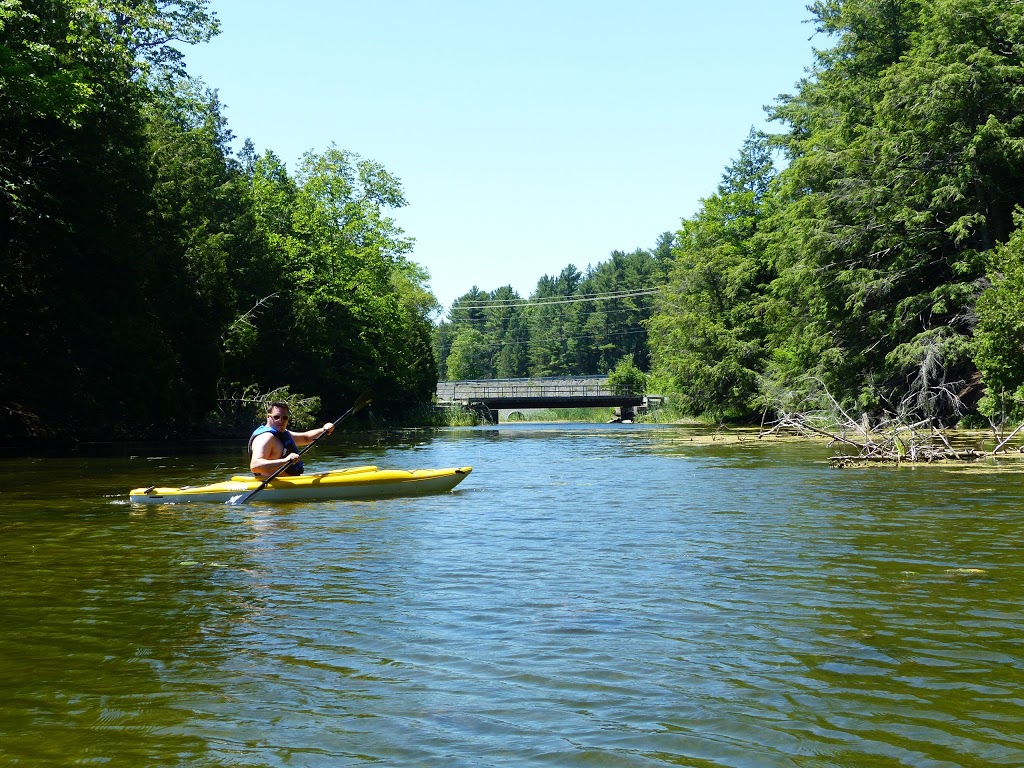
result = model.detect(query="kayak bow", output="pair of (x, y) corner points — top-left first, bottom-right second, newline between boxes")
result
(129, 465), (472, 505)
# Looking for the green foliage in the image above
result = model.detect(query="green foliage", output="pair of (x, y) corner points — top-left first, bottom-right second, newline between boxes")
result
(1, 0), (179, 437)
(142, 78), (248, 413)
(543, 408), (618, 423)
(257, 386), (321, 429)
(758, 0), (1024, 419)
(445, 327), (491, 380)
(649, 130), (775, 419)
(433, 243), (666, 381)
(202, 383), (320, 437)
(106, 0), (220, 79)
(974, 211), (1024, 421)
(497, 408), (617, 423)
(436, 284), (529, 379)
(237, 143), (438, 421)
(643, 0), (1024, 425)
(432, 404), (481, 427)
(529, 266), (583, 376)
(607, 357), (648, 396)
(10, 0), (1024, 437)
(0, 1), (439, 440)
(576, 249), (662, 373)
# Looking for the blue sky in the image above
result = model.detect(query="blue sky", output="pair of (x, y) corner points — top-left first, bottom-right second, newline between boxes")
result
(184, 1), (821, 314)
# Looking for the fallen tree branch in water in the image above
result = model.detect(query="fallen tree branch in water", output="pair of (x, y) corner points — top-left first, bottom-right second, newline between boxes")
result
(991, 421), (1024, 455)
(759, 380), (1024, 467)
(764, 411), (998, 466)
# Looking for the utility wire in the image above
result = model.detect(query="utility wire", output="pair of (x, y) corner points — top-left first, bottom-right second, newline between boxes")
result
(448, 304), (653, 326)
(451, 287), (663, 310)
(452, 328), (649, 349)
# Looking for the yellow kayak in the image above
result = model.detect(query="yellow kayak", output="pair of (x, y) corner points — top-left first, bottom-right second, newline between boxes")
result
(129, 465), (472, 504)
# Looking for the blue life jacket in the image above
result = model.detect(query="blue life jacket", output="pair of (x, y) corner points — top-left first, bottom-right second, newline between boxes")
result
(248, 425), (304, 475)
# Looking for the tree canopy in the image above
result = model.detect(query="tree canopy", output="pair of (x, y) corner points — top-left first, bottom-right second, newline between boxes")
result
(1, 0), (438, 439)
(11, 0), (1024, 436)
(439, 0), (1024, 431)
(433, 245), (667, 381)
(648, 0), (1024, 425)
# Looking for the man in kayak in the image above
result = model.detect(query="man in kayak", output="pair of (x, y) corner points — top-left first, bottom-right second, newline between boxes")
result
(249, 401), (335, 478)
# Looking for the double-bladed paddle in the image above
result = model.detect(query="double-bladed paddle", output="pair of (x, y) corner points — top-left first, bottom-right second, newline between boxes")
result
(227, 390), (375, 505)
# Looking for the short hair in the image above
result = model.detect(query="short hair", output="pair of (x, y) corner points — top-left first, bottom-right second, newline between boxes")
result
(267, 401), (290, 413)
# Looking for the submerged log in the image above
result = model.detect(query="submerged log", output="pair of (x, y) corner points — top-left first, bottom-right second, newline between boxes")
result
(764, 410), (1010, 467)
(829, 447), (988, 468)
(761, 380), (1024, 467)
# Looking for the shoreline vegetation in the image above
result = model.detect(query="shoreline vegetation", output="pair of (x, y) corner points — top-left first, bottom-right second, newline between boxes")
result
(421, 401), (1024, 470)
(430, 0), (1024, 472)
(765, 418), (1024, 469)
(6, 2), (1024, 452)
(480, 402), (1024, 469)
(10, 395), (1024, 471)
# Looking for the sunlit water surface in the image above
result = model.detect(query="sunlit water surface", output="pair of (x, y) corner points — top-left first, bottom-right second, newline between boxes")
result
(1, 423), (1023, 767)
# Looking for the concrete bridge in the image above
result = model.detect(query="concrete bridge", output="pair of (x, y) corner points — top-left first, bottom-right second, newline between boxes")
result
(436, 376), (657, 422)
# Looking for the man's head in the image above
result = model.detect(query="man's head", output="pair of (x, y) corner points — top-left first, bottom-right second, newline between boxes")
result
(266, 401), (291, 428)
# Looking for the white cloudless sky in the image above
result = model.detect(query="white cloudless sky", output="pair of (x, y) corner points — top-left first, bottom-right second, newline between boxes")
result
(184, 1), (821, 315)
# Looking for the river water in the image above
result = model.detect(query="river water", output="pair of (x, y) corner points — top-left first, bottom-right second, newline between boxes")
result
(1, 423), (1022, 767)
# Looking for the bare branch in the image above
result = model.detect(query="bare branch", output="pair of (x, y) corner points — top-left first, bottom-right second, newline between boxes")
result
(992, 422), (1024, 455)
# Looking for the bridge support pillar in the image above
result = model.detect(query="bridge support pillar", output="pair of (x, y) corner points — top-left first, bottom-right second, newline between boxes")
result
(612, 405), (635, 423)
(469, 403), (499, 424)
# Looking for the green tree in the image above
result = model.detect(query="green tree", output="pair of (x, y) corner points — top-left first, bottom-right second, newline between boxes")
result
(577, 248), (662, 375)
(484, 285), (529, 378)
(0, 0), (443, 439)
(435, 285), (531, 381)
(763, 0), (1024, 419)
(447, 286), (490, 325)
(649, 130), (776, 418)
(249, 144), (434, 416)
(435, 286), (492, 380)
(608, 356), (648, 396)
(437, 244), (663, 383)
(386, 257), (440, 405)
(107, 0), (220, 78)
(0, 0), (183, 437)
(432, 319), (456, 380)
(143, 78), (253, 413)
(973, 211), (1024, 422)
(528, 266), (582, 376)
(446, 327), (490, 380)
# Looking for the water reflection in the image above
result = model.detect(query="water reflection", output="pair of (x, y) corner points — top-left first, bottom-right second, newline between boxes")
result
(2, 425), (1023, 766)
(0, 506), (261, 763)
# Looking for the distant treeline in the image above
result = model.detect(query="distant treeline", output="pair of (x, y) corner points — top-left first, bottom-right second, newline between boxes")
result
(443, 0), (1024, 427)
(1, 1), (437, 441)
(433, 239), (670, 380)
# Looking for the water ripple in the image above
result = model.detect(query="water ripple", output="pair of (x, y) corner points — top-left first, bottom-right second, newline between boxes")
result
(2, 425), (1023, 766)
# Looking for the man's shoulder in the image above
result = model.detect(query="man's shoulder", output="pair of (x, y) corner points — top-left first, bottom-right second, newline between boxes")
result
(250, 429), (280, 450)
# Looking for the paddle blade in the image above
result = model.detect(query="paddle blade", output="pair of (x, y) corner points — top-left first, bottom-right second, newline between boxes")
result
(227, 488), (260, 505)
(353, 390), (374, 413)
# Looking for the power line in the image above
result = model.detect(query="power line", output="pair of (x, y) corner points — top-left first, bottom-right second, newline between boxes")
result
(447, 304), (654, 326)
(451, 286), (663, 310)
(453, 328), (649, 349)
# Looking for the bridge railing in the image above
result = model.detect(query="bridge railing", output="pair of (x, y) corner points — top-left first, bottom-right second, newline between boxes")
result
(437, 376), (643, 400)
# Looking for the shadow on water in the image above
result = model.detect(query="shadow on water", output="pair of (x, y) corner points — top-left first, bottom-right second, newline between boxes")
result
(1, 499), (250, 764)
(2, 423), (1024, 766)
